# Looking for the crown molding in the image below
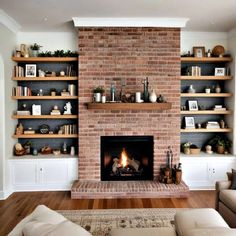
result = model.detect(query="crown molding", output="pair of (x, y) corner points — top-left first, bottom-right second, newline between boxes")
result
(72, 17), (189, 28)
(0, 9), (21, 34)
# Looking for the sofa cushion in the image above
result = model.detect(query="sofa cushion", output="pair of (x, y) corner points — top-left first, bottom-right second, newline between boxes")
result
(219, 190), (236, 213)
(9, 205), (67, 236)
(185, 227), (236, 236)
(174, 208), (229, 236)
(110, 227), (176, 236)
(22, 220), (92, 236)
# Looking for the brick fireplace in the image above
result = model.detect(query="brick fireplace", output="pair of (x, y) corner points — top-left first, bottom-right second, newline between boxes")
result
(78, 27), (180, 181)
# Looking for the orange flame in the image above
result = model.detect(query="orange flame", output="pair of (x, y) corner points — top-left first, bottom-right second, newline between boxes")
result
(120, 148), (128, 168)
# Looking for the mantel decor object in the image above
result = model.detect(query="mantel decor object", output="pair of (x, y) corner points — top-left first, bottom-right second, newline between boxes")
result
(142, 77), (149, 102)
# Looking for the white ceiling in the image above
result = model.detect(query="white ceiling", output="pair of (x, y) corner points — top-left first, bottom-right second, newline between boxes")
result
(1, 0), (236, 32)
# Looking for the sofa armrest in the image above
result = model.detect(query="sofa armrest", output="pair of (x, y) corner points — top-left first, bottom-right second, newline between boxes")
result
(215, 180), (231, 211)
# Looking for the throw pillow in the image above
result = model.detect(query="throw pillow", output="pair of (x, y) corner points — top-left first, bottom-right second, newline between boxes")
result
(231, 169), (236, 190)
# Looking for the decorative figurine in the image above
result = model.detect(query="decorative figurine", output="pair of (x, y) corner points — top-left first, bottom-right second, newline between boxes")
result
(142, 77), (149, 102)
(16, 123), (24, 135)
(63, 102), (72, 115)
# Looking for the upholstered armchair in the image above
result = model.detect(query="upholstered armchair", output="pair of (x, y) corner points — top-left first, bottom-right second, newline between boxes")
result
(215, 177), (236, 228)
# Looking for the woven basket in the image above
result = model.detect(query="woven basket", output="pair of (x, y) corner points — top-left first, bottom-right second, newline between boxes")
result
(212, 45), (225, 57)
(190, 148), (201, 154)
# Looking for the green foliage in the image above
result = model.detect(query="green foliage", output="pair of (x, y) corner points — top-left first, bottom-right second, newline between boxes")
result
(38, 50), (78, 57)
(208, 135), (232, 150)
(30, 43), (42, 50)
(93, 86), (105, 94)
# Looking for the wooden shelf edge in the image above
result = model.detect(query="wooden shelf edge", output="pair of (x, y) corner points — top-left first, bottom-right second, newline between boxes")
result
(12, 96), (78, 100)
(12, 57), (78, 62)
(180, 93), (232, 97)
(12, 134), (78, 138)
(12, 76), (78, 81)
(181, 128), (232, 133)
(86, 102), (172, 110)
(12, 115), (78, 119)
(180, 76), (232, 80)
(181, 57), (232, 62)
(180, 110), (232, 115)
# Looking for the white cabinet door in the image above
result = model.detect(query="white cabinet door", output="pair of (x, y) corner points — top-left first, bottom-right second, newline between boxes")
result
(39, 160), (68, 184)
(10, 160), (38, 186)
(181, 158), (210, 188)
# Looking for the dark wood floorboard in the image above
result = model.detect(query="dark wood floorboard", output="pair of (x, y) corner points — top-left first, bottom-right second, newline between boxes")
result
(0, 190), (215, 235)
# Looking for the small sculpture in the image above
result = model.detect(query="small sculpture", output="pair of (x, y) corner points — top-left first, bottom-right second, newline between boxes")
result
(16, 123), (24, 135)
(38, 69), (45, 77)
(142, 77), (149, 102)
(63, 102), (72, 115)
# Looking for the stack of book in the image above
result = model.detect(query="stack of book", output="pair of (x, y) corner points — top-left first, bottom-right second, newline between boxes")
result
(190, 66), (201, 76)
(12, 86), (31, 96)
(13, 65), (24, 77)
(50, 109), (61, 115)
(214, 105), (226, 111)
(60, 124), (77, 134)
(206, 121), (220, 129)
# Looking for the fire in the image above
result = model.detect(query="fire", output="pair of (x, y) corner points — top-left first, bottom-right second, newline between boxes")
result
(120, 148), (128, 168)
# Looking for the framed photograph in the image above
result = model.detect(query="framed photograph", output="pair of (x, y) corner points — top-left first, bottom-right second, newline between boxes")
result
(32, 104), (41, 115)
(185, 117), (195, 128)
(193, 47), (205, 58)
(188, 100), (198, 111)
(215, 68), (225, 76)
(25, 64), (36, 77)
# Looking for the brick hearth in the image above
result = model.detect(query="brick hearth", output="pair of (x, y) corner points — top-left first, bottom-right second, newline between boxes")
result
(71, 180), (189, 199)
(78, 27), (181, 182)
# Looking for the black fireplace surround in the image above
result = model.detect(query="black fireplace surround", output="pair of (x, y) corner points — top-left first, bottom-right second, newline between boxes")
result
(101, 136), (154, 181)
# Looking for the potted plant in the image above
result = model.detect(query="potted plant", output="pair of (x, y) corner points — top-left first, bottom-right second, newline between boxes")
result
(93, 86), (105, 102)
(182, 142), (191, 155)
(30, 43), (42, 57)
(207, 135), (232, 154)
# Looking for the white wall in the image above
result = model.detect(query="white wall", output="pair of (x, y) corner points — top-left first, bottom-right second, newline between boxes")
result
(0, 23), (17, 199)
(181, 31), (228, 55)
(227, 28), (236, 155)
(17, 31), (78, 52)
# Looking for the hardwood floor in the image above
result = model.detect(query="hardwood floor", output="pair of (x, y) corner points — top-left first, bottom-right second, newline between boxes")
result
(0, 190), (215, 235)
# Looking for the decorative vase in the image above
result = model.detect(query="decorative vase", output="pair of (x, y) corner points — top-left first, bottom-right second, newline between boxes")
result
(217, 145), (225, 154)
(30, 50), (39, 57)
(215, 85), (221, 93)
(188, 85), (196, 93)
(94, 93), (101, 102)
(149, 89), (157, 103)
(183, 147), (191, 155)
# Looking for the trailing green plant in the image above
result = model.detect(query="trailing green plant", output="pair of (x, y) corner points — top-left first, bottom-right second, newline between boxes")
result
(38, 50), (78, 57)
(182, 142), (192, 148)
(207, 135), (232, 151)
(93, 86), (105, 94)
(30, 43), (42, 50)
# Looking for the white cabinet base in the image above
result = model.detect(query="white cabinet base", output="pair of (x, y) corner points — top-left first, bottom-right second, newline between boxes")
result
(180, 154), (236, 190)
(9, 157), (78, 192)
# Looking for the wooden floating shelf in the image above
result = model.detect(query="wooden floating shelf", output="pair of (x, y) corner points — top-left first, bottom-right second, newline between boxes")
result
(180, 93), (232, 97)
(12, 134), (78, 138)
(181, 128), (232, 133)
(180, 110), (232, 115)
(12, 115), (78, 119)
(181, 57), (232, 63)
(180, 76), (232, 80)
(12, 57), (78, 62)
(12, 96), (78, 100)
(12, 76), (78, 81)
(87, 102), (172, 110)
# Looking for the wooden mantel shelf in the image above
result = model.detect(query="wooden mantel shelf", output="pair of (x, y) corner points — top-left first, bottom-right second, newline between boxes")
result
(87, 102), (172, 110)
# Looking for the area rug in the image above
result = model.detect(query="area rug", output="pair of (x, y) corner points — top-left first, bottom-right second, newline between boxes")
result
(59, 208), (184, 236)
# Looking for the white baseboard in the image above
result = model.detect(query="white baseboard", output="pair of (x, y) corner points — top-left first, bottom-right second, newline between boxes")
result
(0, 189), (13, 200)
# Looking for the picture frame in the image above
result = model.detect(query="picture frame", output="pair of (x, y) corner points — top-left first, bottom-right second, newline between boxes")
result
(215, 68), (225, 76)
(185, 117), (195, 128)
(193, 47), (205, 58)
(32, 104), (41, 115)
(25, 64), (36, 77)
(188, 100), (198, 111)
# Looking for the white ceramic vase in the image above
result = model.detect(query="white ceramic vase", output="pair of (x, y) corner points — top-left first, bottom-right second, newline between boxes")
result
(149, 90), (157, 103)
(94, 93), (101, 102)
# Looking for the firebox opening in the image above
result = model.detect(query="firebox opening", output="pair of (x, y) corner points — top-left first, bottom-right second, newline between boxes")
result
(101, 136), (154, 181)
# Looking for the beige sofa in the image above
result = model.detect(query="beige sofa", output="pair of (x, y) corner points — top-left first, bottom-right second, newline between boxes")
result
(216, 180), (236, 228)
(9, 206), (236, 236)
